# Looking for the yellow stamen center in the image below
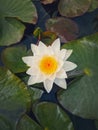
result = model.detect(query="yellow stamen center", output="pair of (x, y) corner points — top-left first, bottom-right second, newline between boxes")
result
(39, 56), (58, 75)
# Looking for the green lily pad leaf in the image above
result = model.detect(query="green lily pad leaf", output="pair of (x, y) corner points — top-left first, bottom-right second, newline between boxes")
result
(0, 67), (31, 130)
(46, 17), (79, 43)
(28, 87), (43, 103)
(0, 0), (37, 46)
(34, 102), (74, 130)
(88, 0), (98, 12)
(0, 17), (25, 46)
(58, 33), (98, 119)
(1, 45), (30, 73)
(17, 114), (43, 130)
(58, 0), (91, 17)
(0, 116), (12, 130)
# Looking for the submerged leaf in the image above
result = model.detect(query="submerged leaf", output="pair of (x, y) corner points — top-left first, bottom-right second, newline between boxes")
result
(58, 0), (91, 17)
(46, 17), (79, 43)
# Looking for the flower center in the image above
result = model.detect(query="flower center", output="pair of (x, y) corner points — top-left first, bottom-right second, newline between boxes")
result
(39, 56), (58, 75)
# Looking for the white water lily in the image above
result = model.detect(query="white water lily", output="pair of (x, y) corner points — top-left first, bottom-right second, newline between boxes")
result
(22, 38), (77, 93)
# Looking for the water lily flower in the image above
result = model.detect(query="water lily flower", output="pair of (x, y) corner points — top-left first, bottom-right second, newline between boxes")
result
(22, 39), (77, 93)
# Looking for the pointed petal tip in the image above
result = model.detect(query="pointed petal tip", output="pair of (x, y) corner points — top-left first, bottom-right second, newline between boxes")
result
(39, 41), (46, 47)
(45, 88), (51, 93)
(65, 49), (73, 60)
(22, 57), (27, 62)
(74, 63), (77, 68)
(44, 79), (53, 93)
(31, 44), (37, 54)
(64, 61), (77, 72)
(31, 43), (37, 48)
(54, 78), (67, 89)
(28, 81), (32, 86)
(64, 85), (67, 89)
(52, 38), (61, 50)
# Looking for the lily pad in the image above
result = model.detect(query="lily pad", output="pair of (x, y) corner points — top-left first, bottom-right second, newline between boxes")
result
(28, 87), (43, 103)
(1, 45), (30, 73)
(17, 114), (43, 130)
(0, 0), (37, 46)
(0, 67), (31, 130)
(34, 102), (74, 130)
(46, 17), (79, 43)
(58, 33), (98, 119)
(0, 116), (12, 130)
(58, 0), (91, 17)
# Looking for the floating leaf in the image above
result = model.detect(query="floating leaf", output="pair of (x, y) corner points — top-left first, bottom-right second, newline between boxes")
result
(0, 116), (12, 130)
(1, 45), (30, 73)
(28, 87), (43, 103)
(58, 0), (91, 17)
(0, 0), (37, 46)
(17, 114), (43, 130)
(0, 18), (25, 46)
(0, 67), (31, 130)
(34, 102), (74, 130)
(58, 33), (98, 119)
(46, 17), (79, 43)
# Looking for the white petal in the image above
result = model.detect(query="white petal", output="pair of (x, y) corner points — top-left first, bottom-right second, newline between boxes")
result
(56, 69), (67, 79)
(54, 78), (67, 89)
(65, 50), (73, 60)
(56, 59), (64, 72)
(63, 61), (77, 72)
(39, 41), (47, 49)
(28, 76), (36, 85)
(31, 43), (48, 56)
(48, 73), (56, 81)
(31, 44), (39, 55)
(47, 46), (54, 55)
(22, 56), (34, 66)
(59, 49), (67, 59)
(51, 38), (60, 53)
(26, 67), (39, 75)
(28, 75), (44, 85)
(44, 79), (54, 93)
(38, 41), (50, 56)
